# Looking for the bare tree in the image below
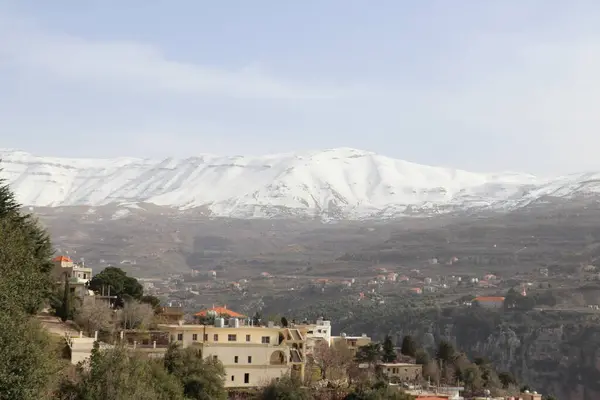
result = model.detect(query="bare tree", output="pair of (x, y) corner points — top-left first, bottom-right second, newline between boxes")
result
(118, 300), (155, 330)
(75, 300), (115, 336)
(312, 340), (354, 381)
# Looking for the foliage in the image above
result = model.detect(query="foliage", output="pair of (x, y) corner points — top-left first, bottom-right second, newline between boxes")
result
(74, 300), (116, 337)
(252, 311), (262, 326)
(163, 343), (227, 400)
(344, 384), (414, 400)
(0, 177), (58, 399)
(118, 300), (155, 330)
(57, 343), (184, 399)
(312, 340), (354, 380)
(141, 295), (162, 310)
(257, 376), (312, 400)
(498, 371), (517, 388)
(355, 343), (382, 365)
(0, 313), (58, 400)
(435, 340), (456, 363)
(58, 273), (71, 322)
(400, 335), (417, 358)
(381, 335), (396, 363)
(49, 284), (78, 322)
(89, 267), (144, 304)
(0, 212), (53, 315)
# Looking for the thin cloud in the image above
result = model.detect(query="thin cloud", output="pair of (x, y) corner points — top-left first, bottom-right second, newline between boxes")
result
(0, 9), (343, 100)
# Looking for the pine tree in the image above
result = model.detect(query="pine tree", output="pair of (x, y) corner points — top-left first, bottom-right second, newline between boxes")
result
(0, 177), (21, 218)
(382, 335), (396, 362)
(401, 335), (418, 358)
(0, 176), (58, 398)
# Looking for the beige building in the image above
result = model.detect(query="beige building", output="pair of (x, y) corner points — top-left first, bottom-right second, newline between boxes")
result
(380, 363), (422, 382)
(330, 333), (372, 356)
(158, 318), (306, 388)
(520, 390), (542, 400)
(53, 255), (93, 298)
(296, 317), (332, 355)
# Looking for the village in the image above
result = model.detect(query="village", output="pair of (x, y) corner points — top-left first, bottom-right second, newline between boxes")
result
(50, 254), (548, 400)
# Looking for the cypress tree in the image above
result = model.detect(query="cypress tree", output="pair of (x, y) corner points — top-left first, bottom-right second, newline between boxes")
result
(382, 335), (396, 362)
(59, 272), (71, 322)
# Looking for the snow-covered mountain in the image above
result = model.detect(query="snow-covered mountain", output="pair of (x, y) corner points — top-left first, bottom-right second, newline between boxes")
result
(0, 147), (597, 219)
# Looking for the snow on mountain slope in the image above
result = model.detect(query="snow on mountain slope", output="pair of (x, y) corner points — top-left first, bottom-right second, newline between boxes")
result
(0, 147), (589, 219)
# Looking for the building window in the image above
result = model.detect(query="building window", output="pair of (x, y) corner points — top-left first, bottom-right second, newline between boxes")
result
(234, 356), (239, 363)
(213, 355), (218, 362)
(204, 334), (208, 341)
(213, 334), (219, 342)
(231, 375), (235, 382)
(244, 373), (250, 384)
(261, 336), (270, 344)
(248, 356), (252, 363)
(228, 334), (237, 342)
(177, 333), (183, 341)
(192, 334), (198, 341)
(246, 334), (251, 342)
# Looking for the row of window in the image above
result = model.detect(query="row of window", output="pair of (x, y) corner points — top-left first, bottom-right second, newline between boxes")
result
(210, 355), (254, 364)
(232, 373), (250, 384)
(175, 333), (272, 343)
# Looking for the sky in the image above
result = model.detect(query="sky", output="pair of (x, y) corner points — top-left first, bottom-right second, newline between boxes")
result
(1, 0), (600, 175)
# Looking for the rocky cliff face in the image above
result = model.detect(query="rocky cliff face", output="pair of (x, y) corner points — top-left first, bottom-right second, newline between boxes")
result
(338, 308), (600, 400)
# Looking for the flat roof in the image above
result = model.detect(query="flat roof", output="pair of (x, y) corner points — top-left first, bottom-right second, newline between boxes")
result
(157, 324), (282, 330)
(381, 363), (421, 367)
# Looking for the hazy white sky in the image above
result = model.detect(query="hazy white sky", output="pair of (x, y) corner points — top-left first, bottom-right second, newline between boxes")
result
(1, 0), (600, 174)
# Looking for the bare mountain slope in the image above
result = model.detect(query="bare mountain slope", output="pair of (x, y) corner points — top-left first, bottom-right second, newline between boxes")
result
(2, 147), (599, 219)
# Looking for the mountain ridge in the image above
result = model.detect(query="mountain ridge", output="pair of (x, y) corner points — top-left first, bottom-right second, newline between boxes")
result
(0, 147), (597, 219)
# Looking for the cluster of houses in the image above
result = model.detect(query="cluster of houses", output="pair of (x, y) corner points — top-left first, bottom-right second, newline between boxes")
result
(52, 255), (545, 399)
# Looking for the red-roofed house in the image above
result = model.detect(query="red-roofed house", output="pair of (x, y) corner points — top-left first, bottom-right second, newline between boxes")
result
(474, 296), (505, 309)
(52, 255), (93, 298)
(194, 305), (246, 319)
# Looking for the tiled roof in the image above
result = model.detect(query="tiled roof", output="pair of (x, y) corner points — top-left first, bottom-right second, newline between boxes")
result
(53, 255), (73, 262)
(474, 296), (505, 301)
(194, 306), (245, 318)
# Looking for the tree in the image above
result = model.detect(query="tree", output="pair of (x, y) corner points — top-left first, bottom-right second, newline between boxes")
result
(141, 295), (162, 310)
(281, 316), (289, 328)
(163, 343), (226, 400)
(344, 384), (414, 400)
(356, 343), (382, 366)
(462, 364), (484, 392)
(400, 335), (417, 358)
(0, 178), (58, 398)
(57, 343), (184, 399)
(75, 300), (116, 337)
(119, 300), (155, 330)
(257, 376), (312, 400)
(0, 313), (58, 400)
(436, 340), (456, 363)
(498, 371), (517, 388)
(58, 272), (71, 322)
(89, 267), (144, 304)
(312, 340), (354, 380)
(414, 349), (430, 365)
(382, 335), (396, 363)
(0, 179), (21, 217)
(0, 207), (53, 314)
